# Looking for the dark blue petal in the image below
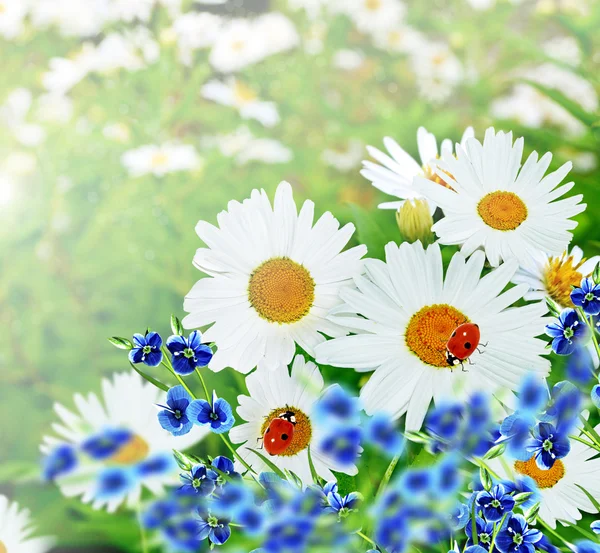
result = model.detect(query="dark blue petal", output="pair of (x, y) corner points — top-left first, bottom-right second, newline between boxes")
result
(129, 348), (144, 364)
(172, 354), (194, 375)
(146, 331), (163, 348)
(166, 334), (187, 353)
(144, 350), (163, 367)
(194, 344), (213, 367)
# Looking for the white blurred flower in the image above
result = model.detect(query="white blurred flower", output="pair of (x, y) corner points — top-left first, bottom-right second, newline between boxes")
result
(332, 49), (365, 71)
(0, 173), (16, 208)
(491, 63), (597, 136)
(339, 0), (406, 34)
(170, 12), (222, 65)
(287, 0), (326, 19)
(543, 35), (581, 66)
(303, 20), (328, 55)
(410, 41), (464, 104)
(212, 126), (292, 165)
(2, 151), (37, 176)
(35, 93), (74, 124)
(209, 13), (299, 73)
(536, 0), (590, 16)
(201, 78), (280, 127)
(572, 151), (597, 173)
(371, 25), (424, 53)
(93, 30), (159, 74)
(0, 0), (29, 39)
(0, 88), (46, 146)
(0, 495), (54, 553)
(465, 0), (495, 9)
(30, 0), (108, 37)
(42, 46), (96, 94)
(322, 139), (364, 172)
(103, 122), (132, 143)
(121, 143), (202, 177)
(107, 0), (155, 23)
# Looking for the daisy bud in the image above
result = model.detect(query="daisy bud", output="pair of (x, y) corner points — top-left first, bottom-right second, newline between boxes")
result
(396, 199), (434, 246)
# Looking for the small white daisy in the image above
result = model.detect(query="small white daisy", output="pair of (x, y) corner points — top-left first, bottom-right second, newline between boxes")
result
(0, 496), (54, 553)
(322, 139), (364, 173)
(315, 241), (550, 430)
(170, 12), (223, 66)
(229, 355), (357, 484)
(41, 371), (209, 512)
(201, 78), (280, 128)
(415, 127), (586, 269)
(340, 0), (406, 35)
(361, 125), (474, 211)
(183, 180), (366, 373)
(512, 246), (600, 309)
(490, 423), (600, 528)
(0, 0), (28, 40)
(121, 142), (201, 178)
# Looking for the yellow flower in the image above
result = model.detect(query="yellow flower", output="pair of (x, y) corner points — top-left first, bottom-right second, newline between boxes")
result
(396, 199), (434, 245)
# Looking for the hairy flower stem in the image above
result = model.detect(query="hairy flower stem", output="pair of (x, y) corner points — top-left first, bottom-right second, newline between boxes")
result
(375, 455), (401, 499)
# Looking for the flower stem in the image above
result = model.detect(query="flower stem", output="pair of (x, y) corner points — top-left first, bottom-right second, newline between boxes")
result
(569, 434), (600, 453)
(536, 517), (574, 550)
(375, 455), (401, 499)
(489, 512), (508, 553)
(136, 503), (149, 553)
(195, 368), (212, 404)
(356, 530), (378, 548)
(577, 307), (600, 360)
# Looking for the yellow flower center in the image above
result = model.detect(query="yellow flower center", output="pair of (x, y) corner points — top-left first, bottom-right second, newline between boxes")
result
(260, 406), (312, 457)
(233, 81), (258, 105)
(477, 191), (528, 231)
(543, 253), (587, 308)
(150, 152), (168, 168)
(109, 434), (150, 465)
(514, 456), (565, 489)
(365, 0), (381, 10)
(231, 40), (245, 52)
(405, 304), (468, 368)
(0, 540), (6, 553)
(423, 162), (456, 191)
(248, 257), (315, 324)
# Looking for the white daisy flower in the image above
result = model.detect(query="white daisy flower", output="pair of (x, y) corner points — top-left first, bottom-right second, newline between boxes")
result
(0, 496), (54, 553)
(121, 143), (201, 178)
(371, 25), (424, 54)
(183, 180), (366, 373)
(41, 371), (208, 512)
(0, 0), (29, 40)
(512, 246), (600, 309)
(170, 12), (223, 66)
(229, 355), (357, 483)
(361, 125), (474, 211)
(201, 78), (280, 128)
(340, 0), (406, 34)
(315, 241), (550, 430)
(415, 127), (586, 270)
(490, 423), (600, 528)
(322, 139), (364, 173)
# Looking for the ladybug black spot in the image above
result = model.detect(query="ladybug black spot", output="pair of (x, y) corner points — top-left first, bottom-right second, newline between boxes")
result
(464, 342), (471, 350)
(281, 434), (289, 441)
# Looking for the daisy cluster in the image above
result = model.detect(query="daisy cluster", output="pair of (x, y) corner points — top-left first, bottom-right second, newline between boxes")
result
(37, 122), (600, 553)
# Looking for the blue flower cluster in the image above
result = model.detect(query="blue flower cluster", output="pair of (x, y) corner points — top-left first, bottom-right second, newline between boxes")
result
(498, 376), (580, 469)
(157, 385), (235, 436)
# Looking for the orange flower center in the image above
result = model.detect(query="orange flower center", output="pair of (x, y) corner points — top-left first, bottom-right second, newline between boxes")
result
(260, 406), (312, 456)
(248, 257), (315, 324)
(0, 540), (6, 553)
(543, 253), (587, 308)
(109, 434), (150, 465)
(423, 162), (456, 191)
(365, 0), (382, 10)
(405, 304), (468, 368)
(150, 152), (168, 168)
(477, 191), (528, 231)
(514, 456), (565, 489)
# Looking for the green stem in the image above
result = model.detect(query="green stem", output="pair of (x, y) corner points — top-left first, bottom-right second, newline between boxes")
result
(570, 434), (600, 452)
(136, 503), (149, 553)
(560, 520), (599, 542)
(375, 455), (401, 499)
(489, 512), (508, 553)
(356, 530), (378, 548)
(195, 368), (212, 404)
(537, 517), (574, 550)
(472, 457), (502, 480)
(577, 307), (600, 360)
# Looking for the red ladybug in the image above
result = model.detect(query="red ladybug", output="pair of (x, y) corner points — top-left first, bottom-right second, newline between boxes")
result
(263, 410), (296, 456)
(445, 323), (481, 368)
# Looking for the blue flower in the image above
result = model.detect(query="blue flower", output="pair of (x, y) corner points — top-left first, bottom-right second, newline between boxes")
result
(197, 509), (231, 546)
(575, 541), (600, 553)
(141, 499), (180, 530)
(81, 428), (132, 460)
(179, 464), (218, 496)
(536, 535), (561, 553)
(164, 519), (202, 553)
(525, 422), (570, 469)
(546, 309), (587, 355)
(591, 521), (600, 534)
(187, 391), (234, 434)
(435, 455), (461, 497)
(95, 467), (136, 500)
(501, 477), (540, 510)
(375, 513), (408, 553)
(365, 412), (404, 456)
(465, 516), (494, 550)
(237, 506), (265, 536)
(136, 453), (175, 477)
(426, 403), (464, 442)
(571, 278), (600, 316)
(542, 381), (582, 430)
(398, 468), (433, 498)
(467, 393), (492, 431)
(212, 482), (252, 516)
(324, 489), (361, 516)
(320, 426), (361, 467)
(518, 375), (548, 414)
(466, 547), (490, 553)
(42, 444), (77, 481)
(476, 484), (515, 522)
(211, 456), (241, 483)
(499, 413), (535, 461)
(567, 347), (595, 385)
(157, 385), (194, 436)
(591, 386), (600, 409)
(314, 384), (360, 422)
(166, 330), (213, 375)
(495, 514), (542, 553)
(129, 331), (163, 366)
(450, 502), (470, 530)
(263, 516), (314, 553)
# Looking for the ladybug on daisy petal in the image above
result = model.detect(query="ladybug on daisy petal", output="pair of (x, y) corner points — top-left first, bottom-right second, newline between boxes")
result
(445, 323), (482, 369)
(263, 410), (297, 456)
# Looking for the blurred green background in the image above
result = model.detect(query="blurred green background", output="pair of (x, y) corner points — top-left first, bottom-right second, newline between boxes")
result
(1, 0), (599, 550)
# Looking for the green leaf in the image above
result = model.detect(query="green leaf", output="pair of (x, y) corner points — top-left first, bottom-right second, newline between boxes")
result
(307, 446), (322, 485)
(576, 484), (600, 512)
(525, 502), (540, 524)
(284, 469), (303, 489)
(171, 314), (184, 336)
(524, 80), (597, 127)
(404, 431), (431, 445)
(545, 297), (561, 318)
(349, 203), (397, 260)
(173, 449), (192, 471)
(484, 443), (506, 460)
(248, 448), (286, 479)
(129, 361), (169, 392)
(108, 336), (133, 350)
(410, 447), (436, 468)
(513, 492), (534, 505)
(593, 262), (600, 285)
(479, 466), (492, 491)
